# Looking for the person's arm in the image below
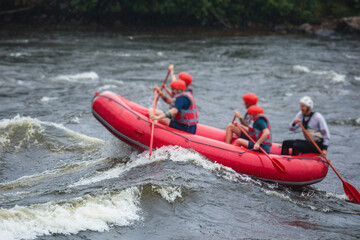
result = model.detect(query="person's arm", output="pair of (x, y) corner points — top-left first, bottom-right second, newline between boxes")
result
(234, 110), (245, 125)
(163, 84), (172, 97)
(289, 111), (302, 131)
(234, 122), (249, 133)
(169, 64), (176, 82)
(317, 113), (330, 156)
(154, 86), (172, 104)
(253, 128), (269, 150)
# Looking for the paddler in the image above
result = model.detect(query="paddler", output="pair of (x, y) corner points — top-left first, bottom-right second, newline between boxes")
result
(232, 105), (272, 153)
(150, 80), (198, 134)
(225, 93), (258, 144)
(156, 64), (194, 104)
(281, 96), (330, 157)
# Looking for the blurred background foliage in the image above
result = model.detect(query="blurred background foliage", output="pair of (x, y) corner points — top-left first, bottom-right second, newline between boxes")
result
(1, 0), (360, 27)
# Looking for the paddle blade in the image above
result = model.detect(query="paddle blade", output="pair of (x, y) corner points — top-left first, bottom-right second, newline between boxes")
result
(271, 156), (287, 173)
(343, 182), (360, 204)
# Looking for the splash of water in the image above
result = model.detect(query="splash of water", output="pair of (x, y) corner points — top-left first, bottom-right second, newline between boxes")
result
(0, 187), (142, 240)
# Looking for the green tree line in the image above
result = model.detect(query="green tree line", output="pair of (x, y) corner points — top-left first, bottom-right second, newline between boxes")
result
(1, 0), (360, 27)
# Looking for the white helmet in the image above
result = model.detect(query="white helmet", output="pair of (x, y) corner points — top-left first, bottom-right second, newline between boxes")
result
(300, 96), (313, 109)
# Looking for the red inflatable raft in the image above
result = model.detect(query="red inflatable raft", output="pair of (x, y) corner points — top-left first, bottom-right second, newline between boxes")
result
(92, 91), (328, 187)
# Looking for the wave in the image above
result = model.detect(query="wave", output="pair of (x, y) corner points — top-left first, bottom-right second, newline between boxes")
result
(313, 70), (346, 83)
(329, 117), (360, 126)
(344, 54), (358, 59)
(355, 76), (360, 81)
(292, 65), (346, 83)
(40, 96), (57, 102)
(0, 159), (103, 193)
(71, 145), (251, 188)
(0, 187), (141, 240)
(263, 189), (333, 212)
(0, 115), (104, 153)
(51, 71), (99, 83)
(152, 186), (182, 203)
(292, 65), (310, 73)
(9, 52), (31, 58)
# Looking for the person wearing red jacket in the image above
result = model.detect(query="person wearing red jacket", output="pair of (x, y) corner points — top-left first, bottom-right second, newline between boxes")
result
(233, 105), (272, 153)
(225, 93), (258, 144)
(151, 80), (198, 134)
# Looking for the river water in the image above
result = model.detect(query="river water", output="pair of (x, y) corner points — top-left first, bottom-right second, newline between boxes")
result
(0, 25), (360, 240)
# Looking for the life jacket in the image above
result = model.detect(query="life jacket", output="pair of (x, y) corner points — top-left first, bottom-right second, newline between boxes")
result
(248, 114), (272, 145)
(302, 111), (314, 129)
(302, 111), (323, 142)
(171, 96), (176, 107)
(173, 92), (199, 126)
(243, 112), (252, 125)
(171, 89), (193, 107)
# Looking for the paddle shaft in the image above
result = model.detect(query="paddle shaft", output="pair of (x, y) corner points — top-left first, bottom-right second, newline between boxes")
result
(156, 70), (171, 103)
(298, 123), (360, 203)
(149, 71), (170, 158)
(149, 90), (157, 158)
(298, 123), (344, 180)
(235, 123), (286, 173)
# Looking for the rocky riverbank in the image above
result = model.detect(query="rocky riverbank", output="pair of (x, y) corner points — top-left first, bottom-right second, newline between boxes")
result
(275, 16), (360, 35)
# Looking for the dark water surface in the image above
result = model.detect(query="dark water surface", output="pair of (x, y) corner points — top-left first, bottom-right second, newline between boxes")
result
(1, 25), (360, 240)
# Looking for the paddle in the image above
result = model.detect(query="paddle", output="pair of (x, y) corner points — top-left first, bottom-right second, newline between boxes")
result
(232, 114), (236, 124)
(149, 90), (157, 159)
(298, 123), (360, 203)
(149, 70), (171, 159)
(156, 70), (171, 103)
(235, 122), (286, 173)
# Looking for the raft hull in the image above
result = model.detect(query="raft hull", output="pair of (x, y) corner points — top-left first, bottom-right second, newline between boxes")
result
(92, 91), (328, 187)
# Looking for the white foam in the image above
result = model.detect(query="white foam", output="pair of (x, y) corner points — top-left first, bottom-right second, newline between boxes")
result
(344, 54), (358, 59)
(354, 76), (360, 81)
(292, 65), (310, 73)
(0, 115), (104, 152)
(9, 52), (31, 57)
(325, 71), (346, 83)
(69, 116), (80, 124)
(264, 189), (330, 212)
(53, 72), (99, 82)
(0, 135), (10, 147)
(325, 192), (349, 202)
(312, 70), (346, 83)
(152, 186), (182, 203)
(0, 115), (44, 151)
(0, 187), (142, 240)
(71, 145), (246, 187)
(292, 65), (346, 83)
(40, 96), (57, 102)
(117, 52), (132, 57)
(356, 118), (360, 125)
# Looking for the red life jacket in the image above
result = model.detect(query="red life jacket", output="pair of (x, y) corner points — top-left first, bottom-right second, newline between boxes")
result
(248, 114), (272, 145)
(173, 92), (199, 126)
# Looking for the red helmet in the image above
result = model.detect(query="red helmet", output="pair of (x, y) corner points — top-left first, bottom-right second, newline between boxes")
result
(247, 105), (263, 115)
(242, 93), (258, 105)
(178, 72), (193, 86)
(170, 80), (186, 91)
